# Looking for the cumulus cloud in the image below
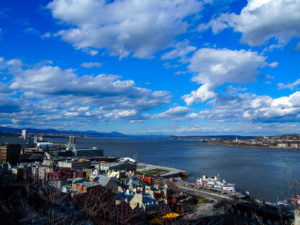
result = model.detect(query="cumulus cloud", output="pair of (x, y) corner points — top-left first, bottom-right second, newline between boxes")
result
(206, 0), (300, 46)
(162, 40), (196, 61)
(0, 94), (21, 113)
(294, 42), (300, 51)
(12, 65), (171, 112)
(47, 0), (202, 58)
(0, 56), (172, 127)
(10, 65), (170, 106)
(80, 62), (102, 68)
(0, 57), (23, 71)
(278, 78), (300, 90)
(152, 106), (192, 119)
(105, 109), (137, 119)
(183, 84), (216, 105)
(41, 32), (51, 39)
(182, 48), (268, 105)
(200, 92), (300, 123)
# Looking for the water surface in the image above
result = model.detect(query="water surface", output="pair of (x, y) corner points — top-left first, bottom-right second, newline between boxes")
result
(48, 137), (300, 202)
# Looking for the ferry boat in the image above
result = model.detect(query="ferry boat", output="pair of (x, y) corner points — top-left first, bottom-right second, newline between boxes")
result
(196, 174), (236, 192)
(278, 196), (300, 209)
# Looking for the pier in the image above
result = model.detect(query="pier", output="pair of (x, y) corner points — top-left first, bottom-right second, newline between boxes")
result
(137, 162), (189, 178)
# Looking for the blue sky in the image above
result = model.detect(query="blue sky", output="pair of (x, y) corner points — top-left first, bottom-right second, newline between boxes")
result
(0, 0), (300, 135)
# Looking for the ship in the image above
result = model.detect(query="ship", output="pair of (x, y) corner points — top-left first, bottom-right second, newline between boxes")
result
(278, 195), (300, 209)
(196, 174), (236, 192)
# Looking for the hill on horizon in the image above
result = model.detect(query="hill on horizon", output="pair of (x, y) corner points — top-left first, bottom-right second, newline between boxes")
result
(0, 126), (126, 137)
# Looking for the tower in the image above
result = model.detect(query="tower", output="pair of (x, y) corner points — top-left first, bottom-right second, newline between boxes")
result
(69, 136), (76, 150)
(22, 129), (27, 140)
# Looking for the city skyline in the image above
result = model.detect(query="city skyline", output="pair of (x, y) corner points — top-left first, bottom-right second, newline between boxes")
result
(0, 0), (300, 135)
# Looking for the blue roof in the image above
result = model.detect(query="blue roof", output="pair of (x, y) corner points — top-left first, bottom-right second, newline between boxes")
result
(142, 194), (157, 207)
(116, 192), (134, 201)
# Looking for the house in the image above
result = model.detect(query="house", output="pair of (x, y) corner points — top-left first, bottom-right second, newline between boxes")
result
(125, 177), (146, 188)
(115, 190), (135, 205)
(71, 178), (101, 194)
(129, 193), (158, 212)
(47, 171), (68, 189)
(93, 175), (123, 194)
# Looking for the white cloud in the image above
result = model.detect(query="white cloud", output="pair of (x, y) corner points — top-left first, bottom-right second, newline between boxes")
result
(163, 62), (180, 69)
(294, 42), (300, 51)
(41, 32), (51, 39)
(0, 57), (172, 127)
(174, 71), (188, 75)
(152, 106), (192, 119)
(85, 49), (98, 56)
(183, 84), (216, 105)
(10, 65), (171, 112)
(24, 27), (40, 35)
(105, 109), (137, 119)
(200, 92), (300, 123)
(182, 48), (268, 105)
(47, 0), (202, 58)
(0, 57), (22, 69)
(65, 112), (78, 117)
(278, 78), (300, 90)
(269, 62), (278, 68)
(162, 40), (196, 61)
(130, 120), (143, 123)
(80, 62), (102, 68)
(206, 0), (300, 46)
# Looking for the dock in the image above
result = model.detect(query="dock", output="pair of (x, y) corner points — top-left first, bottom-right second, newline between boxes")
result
(137, 162), (188, 177)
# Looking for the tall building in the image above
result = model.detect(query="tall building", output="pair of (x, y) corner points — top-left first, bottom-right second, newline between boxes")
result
(69, 136), (76, 150)
(33, 135), (38, 144)
(22, 129), (27, 139)
(0, 144), (21, 165)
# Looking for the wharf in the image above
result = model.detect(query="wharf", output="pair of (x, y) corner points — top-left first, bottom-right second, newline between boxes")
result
(154, 177), (293, 223)
(137, 162), (188, 178)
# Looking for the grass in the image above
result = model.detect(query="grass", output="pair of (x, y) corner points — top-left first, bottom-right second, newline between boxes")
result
(140, 168), (169, 176)
(185, 193), (208, 203)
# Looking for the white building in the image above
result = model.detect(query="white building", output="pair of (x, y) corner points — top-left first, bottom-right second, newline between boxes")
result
(58, 159), (91, 170)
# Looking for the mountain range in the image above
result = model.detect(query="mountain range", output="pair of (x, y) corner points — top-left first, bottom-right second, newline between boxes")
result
(0, 126), (126, 137)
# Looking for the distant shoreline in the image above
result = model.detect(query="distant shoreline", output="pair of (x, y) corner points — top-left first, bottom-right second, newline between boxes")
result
(208, 141), (300, 151)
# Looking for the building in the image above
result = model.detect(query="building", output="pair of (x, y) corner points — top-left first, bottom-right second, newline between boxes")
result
(97, 161), (136, 173)
(45, 150), (73, 160)
(22, 129), (27, 139)
(73, 147), (104, 158)
(68, 136), (76, 150)
(36, 142), (54, 148)
(129, 193), (158, 212)
(0, 137), (27, 149)
(58, 159), (91, 170)
(277, 143), (289, 148)
(47, 171), (68, 189)
(31, 164), (54, 181)
(92, 175), (122, 194)
(290, 143), (300, 148)
(71, 178), (102, 194)
(0, 144), (21, 165)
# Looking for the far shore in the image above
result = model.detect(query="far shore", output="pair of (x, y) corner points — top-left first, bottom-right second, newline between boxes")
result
(208, 141), (300, 151)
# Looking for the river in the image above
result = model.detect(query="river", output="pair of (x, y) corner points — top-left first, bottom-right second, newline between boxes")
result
(47, 136), (300, 202)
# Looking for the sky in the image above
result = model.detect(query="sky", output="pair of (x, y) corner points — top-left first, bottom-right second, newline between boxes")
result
(0, 0), (300, 135)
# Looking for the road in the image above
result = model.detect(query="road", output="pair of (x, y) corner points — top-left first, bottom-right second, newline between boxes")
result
(175, 182), (233, 201)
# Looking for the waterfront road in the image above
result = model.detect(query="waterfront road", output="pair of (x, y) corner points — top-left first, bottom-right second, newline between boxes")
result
(175, 182), (233, 201)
